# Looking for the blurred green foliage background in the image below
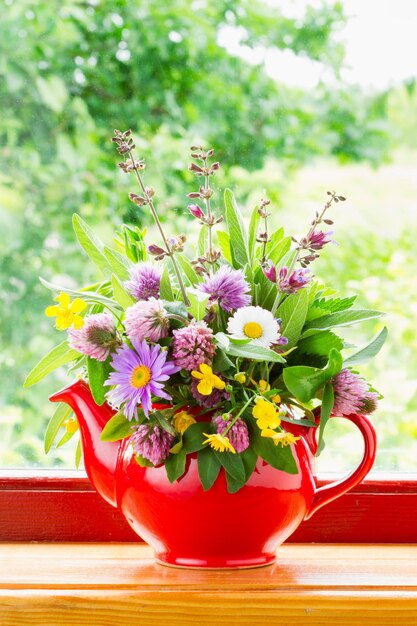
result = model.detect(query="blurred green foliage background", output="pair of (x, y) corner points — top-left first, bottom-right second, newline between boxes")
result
(1, 0), (416, 471)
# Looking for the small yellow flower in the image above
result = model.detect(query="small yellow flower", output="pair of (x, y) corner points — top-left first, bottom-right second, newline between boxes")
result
(261, 429), (300, 447)
(272, 394), (281, 404)
(173, 410), (196, 435)
(234, 372), (246, 384)
(64, 416), (79, 434)
(252, 398), (281, 430)
(203, 433), (236, 453)
(45, 292), (87, 330)
(191, 363), (226, 396)
(258, 379), (271, 393)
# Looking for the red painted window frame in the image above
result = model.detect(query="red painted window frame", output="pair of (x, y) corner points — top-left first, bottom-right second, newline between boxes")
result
(1, 470), (416, 542)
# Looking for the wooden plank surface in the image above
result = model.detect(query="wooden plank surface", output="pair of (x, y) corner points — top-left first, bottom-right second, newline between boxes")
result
(1, 543), (417, 625)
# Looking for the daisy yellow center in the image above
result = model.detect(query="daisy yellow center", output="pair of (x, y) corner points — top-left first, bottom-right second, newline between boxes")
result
(243, 321), (263, 339)
(130, 365), (151, 389)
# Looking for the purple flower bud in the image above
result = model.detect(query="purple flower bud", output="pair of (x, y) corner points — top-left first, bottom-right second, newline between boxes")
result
(279, 266), (312, 294)
(148, 244), (166, 257)
(308, 230), (334, 250)
(262, 260), (276, 283)
(188, 204), (205, 219)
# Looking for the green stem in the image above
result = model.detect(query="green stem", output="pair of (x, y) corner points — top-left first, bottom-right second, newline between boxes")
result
(223, 393), (255, 437)
(129, 150), (190, 307)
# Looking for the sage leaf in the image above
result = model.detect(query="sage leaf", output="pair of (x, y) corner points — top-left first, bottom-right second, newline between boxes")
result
(344, 326), (388, 366)
(44, 402), (72, 453)
(24, 341), (80, 387)
(224, 188), (250, 268)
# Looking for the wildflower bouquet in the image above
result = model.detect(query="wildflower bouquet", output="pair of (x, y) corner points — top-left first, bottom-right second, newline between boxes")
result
(26, 130), (386, 492)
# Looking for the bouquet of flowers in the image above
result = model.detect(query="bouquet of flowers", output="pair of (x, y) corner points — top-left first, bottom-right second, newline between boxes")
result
(26, 130), (386, 492)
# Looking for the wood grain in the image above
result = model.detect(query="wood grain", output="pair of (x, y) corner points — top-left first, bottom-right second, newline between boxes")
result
(1, 543), (417, 625)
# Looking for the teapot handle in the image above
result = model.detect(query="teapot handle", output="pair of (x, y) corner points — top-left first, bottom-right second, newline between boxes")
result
(304, 413), (377, 520)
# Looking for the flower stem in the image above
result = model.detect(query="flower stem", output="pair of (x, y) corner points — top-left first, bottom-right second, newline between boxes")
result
(222, 393), (254, 437)
(129, 150), (190, 306)
(202, 156), (213, 273)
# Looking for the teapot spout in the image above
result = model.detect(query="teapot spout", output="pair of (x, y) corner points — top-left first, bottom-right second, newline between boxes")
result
(49, 379), (121, 508)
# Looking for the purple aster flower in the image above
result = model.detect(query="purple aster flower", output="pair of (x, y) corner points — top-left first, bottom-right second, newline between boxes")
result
(172, 321), (215, 370)
(131, 424), (174, 465)
(308, 230), (334, 251)
(191, 377), (230, 408)
(68, 313), (120, 361)
(124, 298), (169, 342)
(279, 266), (312, 294)
(331, 368), (378, 416)
(124, 262), (162, 300)
(105, 339), (180, 419)
(198, 265), (251, 312)
(262, 260), (276, 283)
(213, 414), (249, 453)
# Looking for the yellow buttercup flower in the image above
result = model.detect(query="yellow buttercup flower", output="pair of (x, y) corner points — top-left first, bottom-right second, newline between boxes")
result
(173, 410), (196, 435)
(234, 372), (246, 384)
(272, 394), (281, 404)
(191, 363), (226, 396)
(45, 292), (87, 330)
(252, 398), (281, 430)
(64, 416), (79, 434)
(258, 379), (271, 393)
(261, 429), (300, 447)
(203, 433), (236, 453)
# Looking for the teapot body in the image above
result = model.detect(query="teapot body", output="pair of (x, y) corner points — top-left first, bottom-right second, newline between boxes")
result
(116, 436), (316, 568)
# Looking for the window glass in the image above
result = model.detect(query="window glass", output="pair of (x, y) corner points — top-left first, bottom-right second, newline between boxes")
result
(1, 0), (415, 472)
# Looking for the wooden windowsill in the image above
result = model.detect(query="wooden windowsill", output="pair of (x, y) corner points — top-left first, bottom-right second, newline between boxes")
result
(1, 543), (417, 625)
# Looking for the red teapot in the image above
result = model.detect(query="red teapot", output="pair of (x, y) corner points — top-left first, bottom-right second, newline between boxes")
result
(51, 379), (376, 568)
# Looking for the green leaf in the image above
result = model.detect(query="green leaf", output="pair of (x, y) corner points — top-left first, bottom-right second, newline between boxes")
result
(44, 402), (72, 453)
(304, 309), (385, 332)
(266, 234), (291, 265)
(212, 349), (235, 373)
(72, 214), (112, 277)
(283, 348), (343, 403)
(111, 274), (136, 309)
(217, 230), (233, 265)
(344, 326), (388, 366)
(251, 422), (298, 474)
(100, 411), (133, 442)
(87, 356), (111, 406)
(104, 247), (132, 281)
(198, 446), (221, 491)
(169, 440), (183, 454)
(224, 188), (250, 268)
(40, 277), (122, 311)
(198, 225), (208, 257)
(75, 438), (83, 470)
(277, 288), (310, 348)
(160, 266), (174, 301)
(186, 289), (209, 321)
(24, 341), (80, 387)
(241, 447), (258, 481)
(297, 331), (344, 358)
(248, 205), (261, 263)
(183, 422), (210, 453)
(176, 253), (200, 286)
(165, 448), (187, 483)
(310, 295), (357, 317)
(215, 451), (246, 482)
(56, 429), (76, 448)
(218, 339), (286, 363)
(153, 411), (176, 436)
(316, 382), (334, 456)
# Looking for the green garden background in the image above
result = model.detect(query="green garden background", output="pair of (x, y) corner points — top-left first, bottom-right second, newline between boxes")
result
(1, 0), (416, 471)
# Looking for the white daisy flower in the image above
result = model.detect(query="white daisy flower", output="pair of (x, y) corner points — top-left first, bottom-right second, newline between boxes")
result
(226, 306), (280, 348)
